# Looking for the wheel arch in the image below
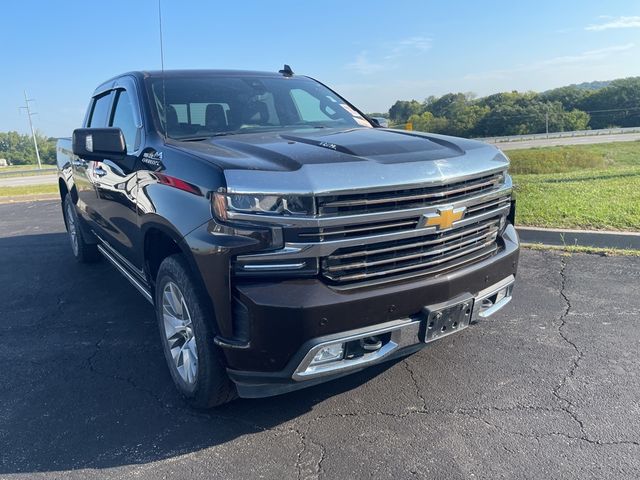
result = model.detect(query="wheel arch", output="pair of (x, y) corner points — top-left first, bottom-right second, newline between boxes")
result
(140, 218), (212, 310)
(58, 176), (78, 204)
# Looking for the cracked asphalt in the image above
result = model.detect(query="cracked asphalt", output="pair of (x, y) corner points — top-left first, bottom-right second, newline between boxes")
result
(1, 200), (639, 479)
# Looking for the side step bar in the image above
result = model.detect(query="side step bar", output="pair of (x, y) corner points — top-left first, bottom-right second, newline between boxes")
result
(96, 244), (154, 304)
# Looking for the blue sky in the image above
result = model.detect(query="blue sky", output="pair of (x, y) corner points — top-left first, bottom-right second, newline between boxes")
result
(1, 0), (639, 137)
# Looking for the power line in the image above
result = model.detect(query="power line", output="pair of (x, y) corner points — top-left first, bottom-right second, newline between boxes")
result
(580, 106), (640, 114)
(19, 91), (42, 169)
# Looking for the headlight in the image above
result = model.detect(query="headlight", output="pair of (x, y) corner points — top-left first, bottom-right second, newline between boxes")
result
(213, 191), (315, 220)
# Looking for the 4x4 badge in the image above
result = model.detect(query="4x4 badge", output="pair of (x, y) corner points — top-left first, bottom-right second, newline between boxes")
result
(418, 206), (466, 230)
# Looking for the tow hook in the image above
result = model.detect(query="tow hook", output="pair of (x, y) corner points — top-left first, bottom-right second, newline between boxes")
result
(360, 336), (383, 352)
(344, 335), (384, 359)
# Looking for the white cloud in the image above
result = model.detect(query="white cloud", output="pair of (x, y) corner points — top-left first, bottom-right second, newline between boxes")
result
(538, 43), (636, 66)
(345, 36), (432, 75)
(345, 51), (385, 75)
(464, 43), (636, 80)
(385, 36), (432, 59)
(586, 16), (640, 31)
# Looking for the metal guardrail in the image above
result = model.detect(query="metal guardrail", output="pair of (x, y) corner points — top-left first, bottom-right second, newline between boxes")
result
(476, 127), (640, 144)
(0, 167), (57, 177)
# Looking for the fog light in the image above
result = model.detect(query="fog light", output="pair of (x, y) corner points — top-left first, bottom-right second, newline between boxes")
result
(310, 344), (344, 366)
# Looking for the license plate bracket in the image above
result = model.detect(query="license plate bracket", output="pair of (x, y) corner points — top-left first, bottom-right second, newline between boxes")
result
(421, 296), (474, 343)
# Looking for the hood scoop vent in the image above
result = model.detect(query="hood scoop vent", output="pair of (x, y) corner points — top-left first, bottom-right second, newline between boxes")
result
(280, 129), (464, 163)
(279, 134), (356, 155)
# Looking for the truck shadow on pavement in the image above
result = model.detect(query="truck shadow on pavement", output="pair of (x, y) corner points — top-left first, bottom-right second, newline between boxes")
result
(0, 232), (400, 474)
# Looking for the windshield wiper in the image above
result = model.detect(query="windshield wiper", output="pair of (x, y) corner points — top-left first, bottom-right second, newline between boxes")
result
(211, 132), (238, 137)
(283, 123), (336, 130)
(176, 132), (238, 141)
(177, 136), (210, 142)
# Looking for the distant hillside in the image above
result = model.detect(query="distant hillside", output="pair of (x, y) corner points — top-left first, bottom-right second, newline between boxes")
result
(564, 80), (612, 91)
(387, 76), (640, 137)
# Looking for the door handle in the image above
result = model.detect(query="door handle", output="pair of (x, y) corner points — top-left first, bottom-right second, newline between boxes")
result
(94, 166), (108, 177)
(72, 159), (87, 168)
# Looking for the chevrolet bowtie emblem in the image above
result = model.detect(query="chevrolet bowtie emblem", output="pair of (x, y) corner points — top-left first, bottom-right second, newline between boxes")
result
(419, 207), (466, 230)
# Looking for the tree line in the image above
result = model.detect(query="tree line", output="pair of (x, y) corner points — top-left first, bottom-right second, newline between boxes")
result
(384, 76), (640, 138)
(0, 131), (56, 165)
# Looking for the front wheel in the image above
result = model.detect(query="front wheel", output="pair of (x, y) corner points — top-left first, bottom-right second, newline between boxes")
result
(155, 254), (237, 408)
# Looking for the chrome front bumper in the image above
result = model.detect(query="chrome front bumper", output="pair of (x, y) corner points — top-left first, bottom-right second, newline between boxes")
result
(292, 275), (515, 381)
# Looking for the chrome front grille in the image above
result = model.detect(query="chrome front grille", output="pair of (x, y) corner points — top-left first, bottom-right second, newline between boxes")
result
(234, 171), (513, 287)
(317, 172), (504, 216)
(322, 219), (500, 283)
(295, 193), (511, 244)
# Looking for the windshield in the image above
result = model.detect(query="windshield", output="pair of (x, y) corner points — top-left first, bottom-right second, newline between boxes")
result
(147, 74), (372, 140)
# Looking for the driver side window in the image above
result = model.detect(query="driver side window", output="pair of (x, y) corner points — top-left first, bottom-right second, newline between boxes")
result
(110, 89), (138, 152)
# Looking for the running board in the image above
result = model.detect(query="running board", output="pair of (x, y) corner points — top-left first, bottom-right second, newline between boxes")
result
(97, 244), (154, 304)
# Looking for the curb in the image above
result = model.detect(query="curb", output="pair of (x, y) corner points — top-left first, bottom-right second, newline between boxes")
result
(516, 226), (640, 250)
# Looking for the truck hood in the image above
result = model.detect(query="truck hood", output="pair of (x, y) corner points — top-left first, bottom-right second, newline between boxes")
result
(168, 128), (508, 195)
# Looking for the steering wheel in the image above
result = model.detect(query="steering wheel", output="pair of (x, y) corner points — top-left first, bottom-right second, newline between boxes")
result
(319, 97), (343, 120)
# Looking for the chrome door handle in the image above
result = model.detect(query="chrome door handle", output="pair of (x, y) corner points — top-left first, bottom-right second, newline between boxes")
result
(72, 159), (87, 167)
(94, 166), (108, 177)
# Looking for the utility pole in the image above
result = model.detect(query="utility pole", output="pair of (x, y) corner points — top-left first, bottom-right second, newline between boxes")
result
(21, 91), (42, 169)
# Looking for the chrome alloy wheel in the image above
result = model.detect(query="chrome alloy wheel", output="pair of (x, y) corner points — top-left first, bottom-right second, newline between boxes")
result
(65, 202), (79, 256)
(162, 281), (198, 385)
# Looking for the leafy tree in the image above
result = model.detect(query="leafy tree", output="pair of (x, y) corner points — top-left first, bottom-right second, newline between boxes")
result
(407, 112), (448, 133)
(578, 77), (640, 129)
(388, 86), (601, 137)
(560, 109), (590, 131)
(388, 100), (423, 123)
(540, 86), (592, 111)
(421, 93), (489, 136)
(0, 131), (56, 165)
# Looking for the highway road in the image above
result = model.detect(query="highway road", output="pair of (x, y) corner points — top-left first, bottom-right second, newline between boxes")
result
(1, 201), (639, 479)
(493, 132), (640, 150)
(0, 173), (57, 187)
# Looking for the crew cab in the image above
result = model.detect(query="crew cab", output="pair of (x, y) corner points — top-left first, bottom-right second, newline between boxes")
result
(56, 68), (519, 407)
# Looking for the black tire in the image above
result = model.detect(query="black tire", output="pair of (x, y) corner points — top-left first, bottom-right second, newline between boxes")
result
(155, 254), (237, 408)
(63, 195), (101, 263)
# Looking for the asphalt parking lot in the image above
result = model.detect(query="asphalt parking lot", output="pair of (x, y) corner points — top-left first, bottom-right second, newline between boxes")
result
(1, 201), (639, 479)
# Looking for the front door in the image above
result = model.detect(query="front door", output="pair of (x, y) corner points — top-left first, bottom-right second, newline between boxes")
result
(90, 84), (144, 270)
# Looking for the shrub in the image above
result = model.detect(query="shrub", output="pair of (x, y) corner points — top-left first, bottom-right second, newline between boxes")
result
(508, 147), (607, 174)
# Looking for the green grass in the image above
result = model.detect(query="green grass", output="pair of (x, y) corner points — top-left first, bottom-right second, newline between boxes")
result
(0, 164), (41, 171)
(510, 141), (640, 231)
(0, 184), (58, 197)
(508, 141), (640, 174)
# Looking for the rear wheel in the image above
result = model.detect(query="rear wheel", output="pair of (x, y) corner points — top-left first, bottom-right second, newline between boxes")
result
(155, 254), (237, 408)
(63, 195), (100, 263)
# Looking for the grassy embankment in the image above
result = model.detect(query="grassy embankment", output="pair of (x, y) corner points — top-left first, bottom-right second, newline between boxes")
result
(509, 141), (640, 231)
(0, 184), (58, 197)
(0, 165), (55, 177)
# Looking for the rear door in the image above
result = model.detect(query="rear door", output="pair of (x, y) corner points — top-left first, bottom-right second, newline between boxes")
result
(73, 90), (113, 224)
